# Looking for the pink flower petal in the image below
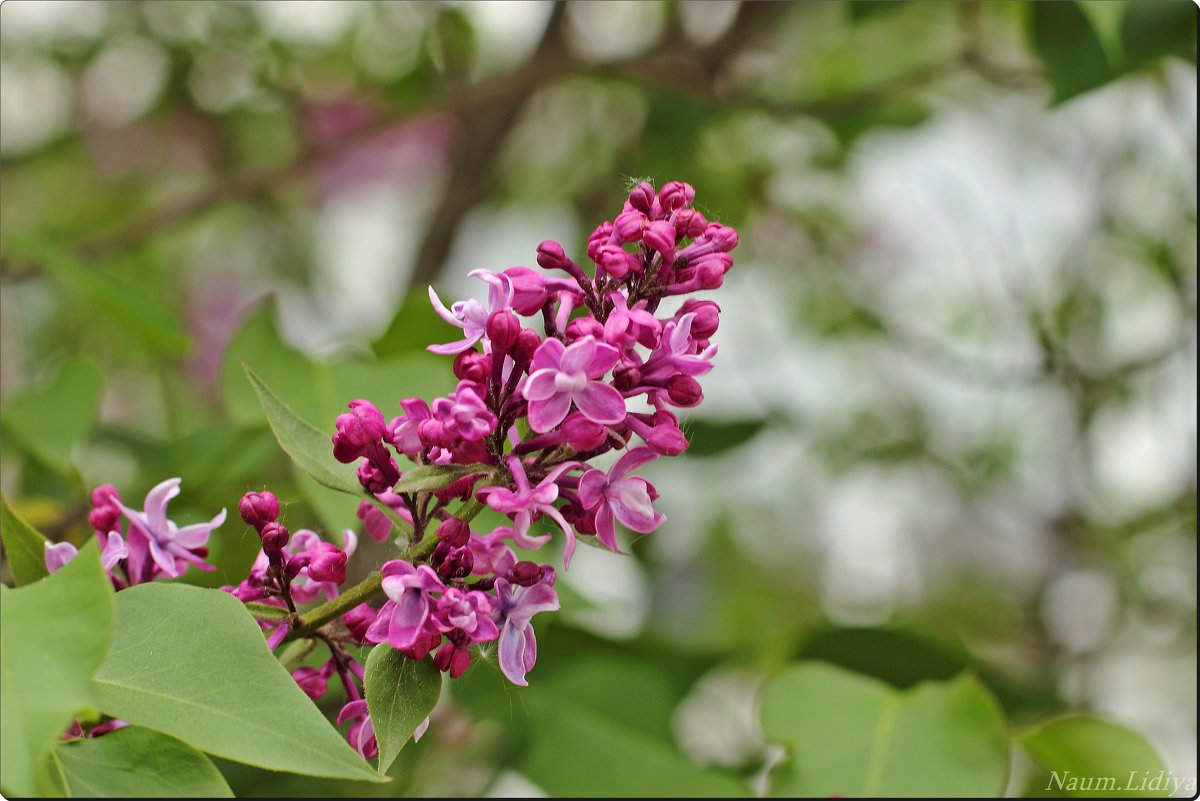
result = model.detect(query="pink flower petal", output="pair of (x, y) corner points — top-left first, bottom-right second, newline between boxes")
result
(574, 382), (627, 426)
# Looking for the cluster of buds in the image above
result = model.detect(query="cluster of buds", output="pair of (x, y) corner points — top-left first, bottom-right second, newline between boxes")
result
(225, 490), (354, 647)
(322, 179), (736, 690)
(45, 478), (226, 589)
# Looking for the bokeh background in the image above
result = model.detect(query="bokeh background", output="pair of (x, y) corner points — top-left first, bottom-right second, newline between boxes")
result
(1, 0), (1195, 796)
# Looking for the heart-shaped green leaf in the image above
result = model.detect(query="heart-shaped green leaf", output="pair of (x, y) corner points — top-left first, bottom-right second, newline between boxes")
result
(364, 645), (442, 774)
(760, 662), (1009, 797)
(1018, 715), (1168, 797)
(94, 583), (385, 782)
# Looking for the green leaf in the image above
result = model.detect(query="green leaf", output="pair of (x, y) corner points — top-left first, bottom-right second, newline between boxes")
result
(683, 418), (768, 457)
(244, 365), (362, 495)
(371, 289), (447, 358)
(4, 235), (191, 357)
(0, 541), (115, 797)
(49, 725), (233, 798)
(93, 583), (385, 782)
(243, 602), (291, 621)
(0, 358), (103, 478)
(364, 645), (442, 774)
(520, 694), (751, 797)
(0, 491), (50, 586)
(1120, 0), (1197, 70)
(760, 663), (1009, 797)
(1018, 715), (1168, 798)
(393, 463), (491, 494)
(1028, 1), (1115, 103)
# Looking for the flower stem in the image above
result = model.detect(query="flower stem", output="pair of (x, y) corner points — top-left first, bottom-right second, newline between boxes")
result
(283, 497), (488, 642)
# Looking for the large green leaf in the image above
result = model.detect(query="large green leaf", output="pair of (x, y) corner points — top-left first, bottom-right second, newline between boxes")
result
(0, 541), (115, 797)
(4, 236), (191, 357)
(49, 725), (233, 798)
(364, 645), (442, 774)
(520, 694), (752, 797)
(1027, 1), (1115, 104)
(1018, 715), (1168, 798)
(93, 583), (385, 782)
(760, 663), (1009, 797)
(0, 490), (50, 586)
(0, 358), (103, 478)
(244, 365), (363, 495)
(1120, 0), (1196, 69)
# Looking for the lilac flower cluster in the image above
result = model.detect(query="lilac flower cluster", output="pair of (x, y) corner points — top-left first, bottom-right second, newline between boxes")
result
(46, 180), (735, 761)
(326, 179), (736, 691)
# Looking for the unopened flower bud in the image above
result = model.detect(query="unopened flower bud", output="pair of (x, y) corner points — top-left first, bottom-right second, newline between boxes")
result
(292, 666), (330, 701)
(536, 240), (568, 272)
(91, 484), (121, 507)
(260, 521), (290, 556)
(627, 181), (655, 214)
(563, 414), (606, 450)
(434, 641), (471, 678)
(596, 244), (635, 279)
(612, 210), (646, 243)
(514, 329), (543, 364)
(453, 351), (492, 383)
(658, 180), (695, 212)
(510, 561), (545, 587)
(674, 208), (708, 239)
(679, 299), (720, 338)
(89, 506), (120, 534)
(342, 604), (377, 643)
(643, 220), (677, 255)
(332, 400), (387, 463)
(239, 491), (280, 530)
(436, 517), (471, 548)
(503, 266), (552, 315)
(436, 546), (474, 580)
(666, 375), (703, 407)
(357, 462), (393, 494)
(306, 542), (348, 584)
(612, 362), (641, 392)
(486, 310), (521, 353)
(565, 317), (604, 341)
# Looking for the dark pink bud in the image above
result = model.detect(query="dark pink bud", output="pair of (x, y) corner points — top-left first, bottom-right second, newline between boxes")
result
(433, 641), (472, 678)
(239, 491), (280, 530)
(342, 604), (376, 643)
(332, 400), (387, 463)
(284, 553), (310, 579)
(89, 506), (120, 534)
(679, 299), (720, 338)
(503, 267), (551, 315)
(306, 541), (348, 584)
(588, 222), (615, 261)
(436, 517), (471, 548)
(453, 350), (492, 383)
(418, 418), (450, 448)
(643, 220), (677, 255)
(357, 462), (393, 494)
(597, 244), (635, 279)
(612, 210), (646, 242)
(704, 223), (739, 252)
(514, 329), (543, 364)
(674, 208), (708, 239)
(436, 546), (474, 580)
(666, 375), (703, 407)
(402, 629), (442, 661)
(563, 414), (606, 450)
(292, 666), (330, 701)
(536, 240), (568, 272)
(260, 521), (289, 556)
(450, 438), (490, 465)
(699, 259), (725, 290)
(574, 508), (597, 535)
(565, 316), (604, 341)
(91, 484), (121, 507)
(510, 560), (545, 587)
(627, 181), (655, 214)
(612, 362), (641, 392)
(658, 180), (695, 212)
(487, 310), (521, 353)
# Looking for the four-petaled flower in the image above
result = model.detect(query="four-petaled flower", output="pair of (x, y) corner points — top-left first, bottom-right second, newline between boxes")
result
(365, 560), (447, 649)
(493, 575), (559, 687)
(522, 335), (626, 433)
(480, 456), (580, 565)
(577, 447), (666, 552)
(113, 477), (226, 579)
